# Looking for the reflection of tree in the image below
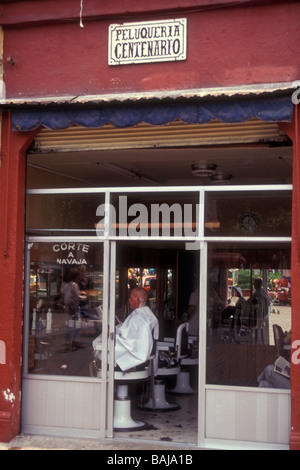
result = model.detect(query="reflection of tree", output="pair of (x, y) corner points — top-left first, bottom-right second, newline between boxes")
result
(235, 269), (285, 291)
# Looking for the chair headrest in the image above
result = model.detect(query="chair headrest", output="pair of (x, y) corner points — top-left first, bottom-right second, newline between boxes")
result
(175, 322), (189, 359)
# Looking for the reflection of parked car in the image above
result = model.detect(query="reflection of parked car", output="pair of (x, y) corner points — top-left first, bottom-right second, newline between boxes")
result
(142, 276), (156, 291)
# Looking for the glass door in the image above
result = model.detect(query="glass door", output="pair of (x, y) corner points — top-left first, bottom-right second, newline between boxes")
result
(22, 240), (114, 439)
(111, 240), (201, 446)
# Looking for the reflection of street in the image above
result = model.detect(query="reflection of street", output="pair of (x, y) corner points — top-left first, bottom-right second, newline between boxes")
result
(269, 306), (291, 346)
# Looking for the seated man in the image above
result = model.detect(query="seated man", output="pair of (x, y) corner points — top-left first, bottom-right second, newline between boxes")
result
(257, 359), (290, 389)
(93, 287), (159, 372)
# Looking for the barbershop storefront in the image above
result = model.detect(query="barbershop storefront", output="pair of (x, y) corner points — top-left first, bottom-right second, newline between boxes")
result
(11, 98), (296, 449)
(0, 0), (300, 450)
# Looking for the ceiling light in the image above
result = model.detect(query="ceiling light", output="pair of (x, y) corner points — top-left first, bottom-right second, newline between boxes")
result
(101, 162), (161, 185)
(210, 172), (232, 183)
(191, 163), (217, 177)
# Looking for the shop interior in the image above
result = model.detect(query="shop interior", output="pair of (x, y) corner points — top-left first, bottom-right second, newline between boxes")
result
(25, 118), (293, 445)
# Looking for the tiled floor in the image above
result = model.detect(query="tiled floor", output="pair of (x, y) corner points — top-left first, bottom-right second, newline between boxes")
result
(116, 386), (199, 446)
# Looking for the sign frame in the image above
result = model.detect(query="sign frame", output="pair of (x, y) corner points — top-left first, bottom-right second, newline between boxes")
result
(108, 18), (187, 66)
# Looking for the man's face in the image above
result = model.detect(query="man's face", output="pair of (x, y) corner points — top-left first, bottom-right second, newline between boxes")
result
(129, 291), (140, 310)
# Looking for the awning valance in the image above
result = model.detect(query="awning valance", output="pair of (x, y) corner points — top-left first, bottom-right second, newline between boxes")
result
(11, 95), (293, 131)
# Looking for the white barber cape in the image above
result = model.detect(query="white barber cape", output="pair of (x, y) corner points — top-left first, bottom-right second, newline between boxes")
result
(92, 306), (159, 372)
(115, 306), (159, 372)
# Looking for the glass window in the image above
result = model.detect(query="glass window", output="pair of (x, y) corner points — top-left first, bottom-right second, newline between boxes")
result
(205, 191), (292, 237)
(110, 191), (199, 239)
(27, 242), (104, 376)
(206, 243), (291, 388)
(26, 193), (105, 236)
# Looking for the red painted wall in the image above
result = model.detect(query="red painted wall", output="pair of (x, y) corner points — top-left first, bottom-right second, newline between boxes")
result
(0, 115), (38, 441)
(2, 1), (300, 99)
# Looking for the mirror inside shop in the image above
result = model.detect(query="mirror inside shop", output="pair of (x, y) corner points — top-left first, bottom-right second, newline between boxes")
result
(26, 242), (291, 390)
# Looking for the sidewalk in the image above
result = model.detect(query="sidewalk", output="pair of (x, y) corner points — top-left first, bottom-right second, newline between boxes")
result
(0, 433), (199, 451)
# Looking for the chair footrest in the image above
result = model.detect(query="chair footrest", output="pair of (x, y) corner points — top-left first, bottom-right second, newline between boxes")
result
(157, 366), (180, 376)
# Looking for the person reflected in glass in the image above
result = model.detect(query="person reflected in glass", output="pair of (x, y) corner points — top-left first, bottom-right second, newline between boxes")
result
(180, 277), (199, 337)
(247, 278), (271, 344)
(61, 268), (87, 348)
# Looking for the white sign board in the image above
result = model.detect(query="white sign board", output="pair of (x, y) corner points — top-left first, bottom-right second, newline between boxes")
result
(108, 18), (187, 66)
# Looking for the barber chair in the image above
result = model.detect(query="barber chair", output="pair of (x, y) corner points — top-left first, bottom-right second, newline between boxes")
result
(113, 367), (151, 431)
(168, 336), (198, 394)
(142, 322), (189, 411)
(90, 341), (156, 431)
(273, 324), (291, 362)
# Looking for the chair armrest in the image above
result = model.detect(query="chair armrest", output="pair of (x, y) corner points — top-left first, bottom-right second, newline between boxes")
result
(157, 342), (171, 351)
